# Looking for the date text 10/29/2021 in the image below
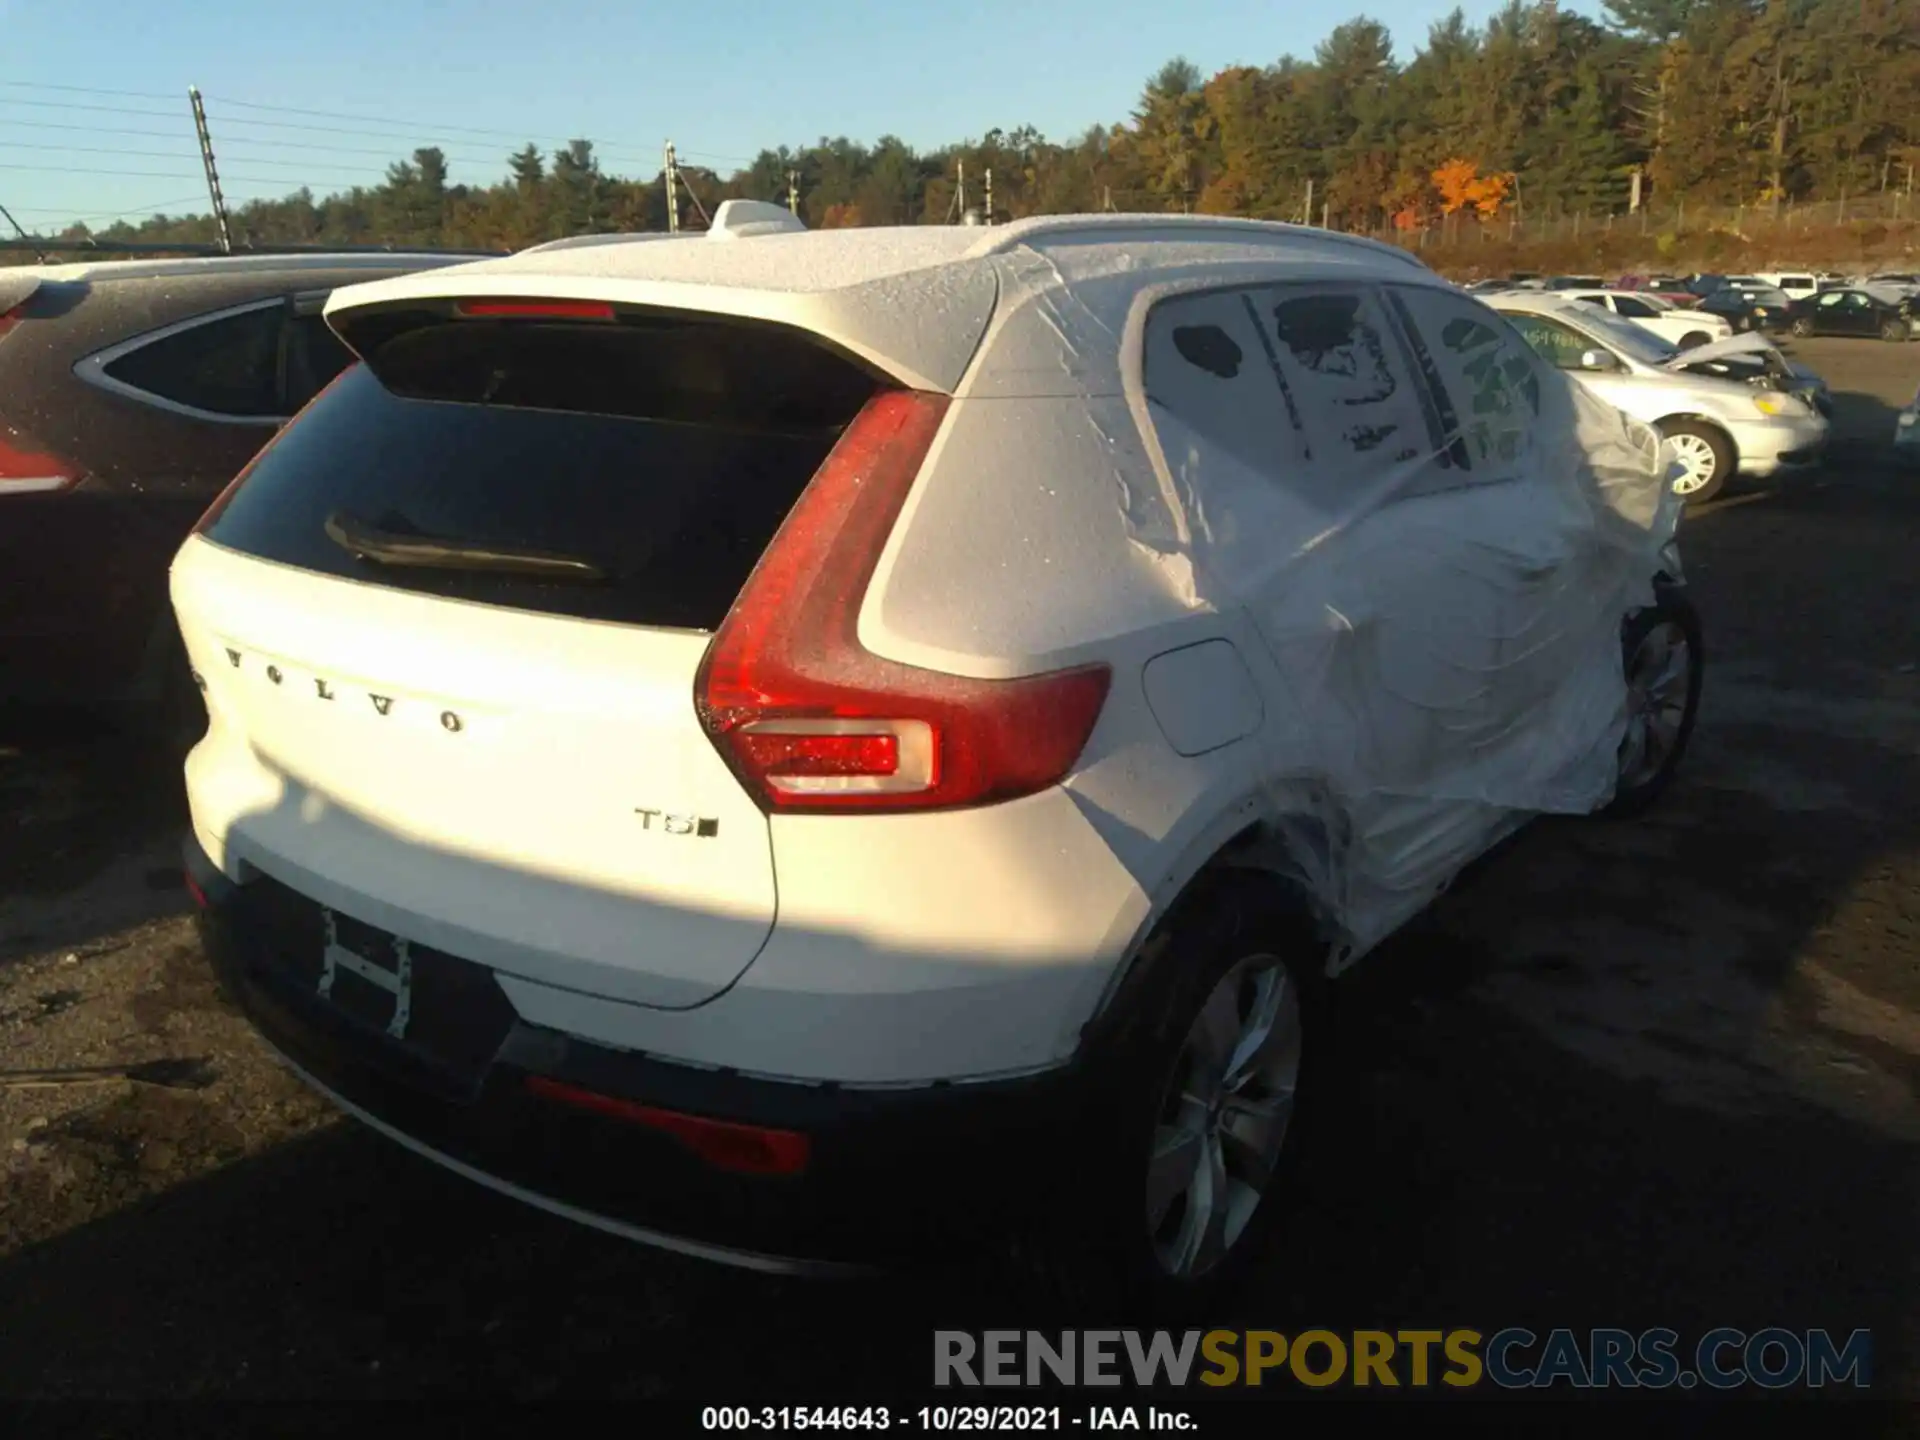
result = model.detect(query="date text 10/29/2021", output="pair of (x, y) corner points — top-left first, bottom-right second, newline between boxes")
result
(702, 1408), (1191, 1431)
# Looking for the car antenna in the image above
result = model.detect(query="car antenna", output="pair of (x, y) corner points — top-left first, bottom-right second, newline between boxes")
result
(0, 200), (47, 264)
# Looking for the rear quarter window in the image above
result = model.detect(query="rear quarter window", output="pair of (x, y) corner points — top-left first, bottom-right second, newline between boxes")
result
(199, 312), (884, 631)
(1141, 281), (1468, 514)
(100, 301), (285, 417)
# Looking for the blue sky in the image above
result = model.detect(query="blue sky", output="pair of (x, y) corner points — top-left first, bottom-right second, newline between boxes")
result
(2, 0), (1599, 231)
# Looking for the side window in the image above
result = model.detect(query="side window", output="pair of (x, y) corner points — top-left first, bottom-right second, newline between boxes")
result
(1141, 288), (1310, 476)
(1387, 286), (1542, 477)
(1504, 313), (1596, 371)
(1848, 292), (1874, 310)
(281, 311), (355, 411)
(1817, 292), (1848, 309)
(1613, 296), (1659, 319)
(100, 302), (286, 418)
(1259, 286), (1433, 471)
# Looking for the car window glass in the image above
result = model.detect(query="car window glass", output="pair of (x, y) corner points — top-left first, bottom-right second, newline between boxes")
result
(1387, 286), (1542, 479)
(1253, 285), (1437, 474)
(1818, 293), (1847, 308)
(1613, 296), (1658, 318)
(1505, 313), (1606, 371)
(1141, 289), (1310, 477)
(100, 302), (284, 418)
(282, 312), (355, 411)
(1849, 293), (1873, 309)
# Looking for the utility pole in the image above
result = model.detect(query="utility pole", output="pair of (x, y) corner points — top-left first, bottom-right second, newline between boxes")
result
(787, 169), (799, 215)
(187, 86), (233, 254)
(665, 140), (680, 233)
(679, 167), (712, 229)
(984, 168), (993, 225)
(1303, 178), (1314, 226)
(957, 159), (966, 221)
(1102, 184), (1114, 212)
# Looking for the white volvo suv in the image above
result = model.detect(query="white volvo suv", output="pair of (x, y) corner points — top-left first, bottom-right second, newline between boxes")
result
(174, 204), (1699, 1305)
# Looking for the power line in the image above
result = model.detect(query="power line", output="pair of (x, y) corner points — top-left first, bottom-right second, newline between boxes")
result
(1, 93), (712, 174)
(0, 97), (180, 122)
(203, 92), (593, 143)
(0, 161), (400, 189)
(0, 141), (426, 186)
(0, 116), (512, 166)
(0, 79), (181, 102)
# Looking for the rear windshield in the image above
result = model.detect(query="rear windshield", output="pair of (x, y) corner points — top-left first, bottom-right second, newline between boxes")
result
(200, 312), (884, 631)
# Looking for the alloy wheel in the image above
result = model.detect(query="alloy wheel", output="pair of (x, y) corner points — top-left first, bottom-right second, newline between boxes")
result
(1145, 953), (1302, 1280)
(1618, 619), (1693, 791)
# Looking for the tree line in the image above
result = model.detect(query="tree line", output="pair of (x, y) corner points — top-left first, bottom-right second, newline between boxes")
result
(47, 0), (1920, 251)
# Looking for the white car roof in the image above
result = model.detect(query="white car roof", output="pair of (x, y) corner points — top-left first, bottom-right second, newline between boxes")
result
(325, 212), (1435, 394)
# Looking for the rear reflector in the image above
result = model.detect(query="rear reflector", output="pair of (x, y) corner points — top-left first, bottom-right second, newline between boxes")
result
(454, 299), (616, 321)
(696, 389), (1112, 814)
(183, 871), (210, 911)
(524, 1075), (811, 1177)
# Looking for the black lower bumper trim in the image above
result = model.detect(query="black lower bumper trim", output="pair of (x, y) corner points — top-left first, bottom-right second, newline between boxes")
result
(186, 835), (1097, 1267)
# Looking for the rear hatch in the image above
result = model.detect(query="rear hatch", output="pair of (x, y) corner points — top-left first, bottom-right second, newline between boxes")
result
(174, 300), (888, 1008)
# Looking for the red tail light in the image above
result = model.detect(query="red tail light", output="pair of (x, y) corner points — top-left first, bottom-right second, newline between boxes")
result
(0, 431), (83, 496)
(1, 303), (84, 495)
(695, 389), (1112, 814)
(524, 1076), (810, 1177)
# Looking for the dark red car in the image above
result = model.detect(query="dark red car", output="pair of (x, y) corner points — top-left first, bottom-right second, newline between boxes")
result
(0, 252), (473, 736)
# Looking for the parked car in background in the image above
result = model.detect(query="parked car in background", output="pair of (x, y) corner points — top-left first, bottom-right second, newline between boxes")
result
(0, 251), (479, 737)
(1682, 274), (1729, 297)
(1491, 292), (1828, 505)
(1754, 272), (1822, 303)
(1786, 286), (1917, 342)
(1694, 284), (1793, 333)
(1864, 271), (1920, 293)
(1616, 276), (1701, 306)
(176, 208), (1700, 1302)
(1564, 289), (1732, 348)
(1546, 275), (1606, 290)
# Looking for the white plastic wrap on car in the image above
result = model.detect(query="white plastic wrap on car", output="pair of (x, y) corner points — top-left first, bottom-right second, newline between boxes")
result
(969, 246), (1682, 966)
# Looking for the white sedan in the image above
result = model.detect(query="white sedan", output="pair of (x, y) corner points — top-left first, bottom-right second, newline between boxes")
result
(1565, 290), (1733, 349)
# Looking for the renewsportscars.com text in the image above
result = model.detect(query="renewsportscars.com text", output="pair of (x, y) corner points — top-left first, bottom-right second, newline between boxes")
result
(934, 1328), (1872, 1390)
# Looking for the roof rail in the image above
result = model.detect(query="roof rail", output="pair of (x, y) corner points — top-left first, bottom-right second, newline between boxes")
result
(962, 213), (1430, 270)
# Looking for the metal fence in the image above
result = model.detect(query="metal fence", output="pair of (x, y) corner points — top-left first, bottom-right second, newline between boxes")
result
(1359, 190), (1917, 251)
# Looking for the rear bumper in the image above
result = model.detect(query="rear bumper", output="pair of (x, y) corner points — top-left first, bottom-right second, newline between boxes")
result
(185, 833), (1099, 1271)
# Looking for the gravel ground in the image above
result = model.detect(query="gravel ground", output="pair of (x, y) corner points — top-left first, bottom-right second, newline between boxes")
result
(1, 336), (1917, 1408)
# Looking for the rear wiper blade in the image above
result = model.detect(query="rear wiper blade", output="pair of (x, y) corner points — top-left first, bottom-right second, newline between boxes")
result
(324, 510), (608, 582)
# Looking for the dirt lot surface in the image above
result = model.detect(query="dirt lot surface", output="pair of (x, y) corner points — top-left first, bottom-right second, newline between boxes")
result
(1, 336), (1918, 1408)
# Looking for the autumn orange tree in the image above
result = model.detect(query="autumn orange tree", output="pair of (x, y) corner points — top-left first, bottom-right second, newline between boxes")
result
(1432, 159), (1515, 218)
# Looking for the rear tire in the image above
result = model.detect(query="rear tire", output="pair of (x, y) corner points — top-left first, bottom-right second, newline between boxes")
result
(1881, 318), (1908, 342)
(1658, 420), (1733, 505)
(1790, 317), (1815, 338)
(1601, 586), (1703, 819)
(1678, 330), (1711, 349)
(1036, 878), (1324, 1320)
